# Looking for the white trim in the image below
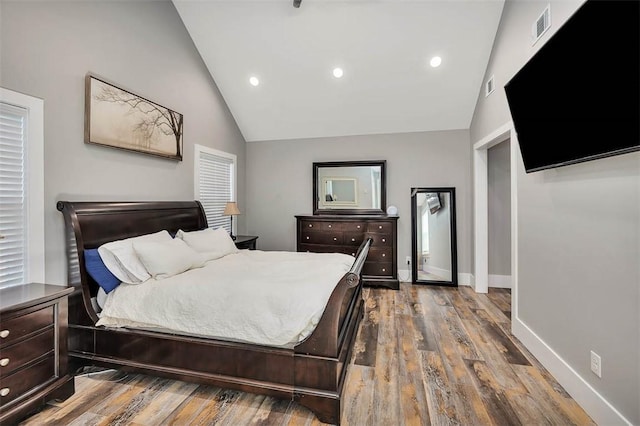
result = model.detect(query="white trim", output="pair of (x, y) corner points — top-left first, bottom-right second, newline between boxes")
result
(512, 318), (632, 426)
(488, 274), (511, 289)
(458, 273), (474, 287)
(473, 121), (512, 294)
(0, 88), (45, 285)
(194, 144), (238, 235)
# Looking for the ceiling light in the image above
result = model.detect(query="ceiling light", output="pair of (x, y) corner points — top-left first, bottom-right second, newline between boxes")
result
(332, 68), (344, 78)
(249, 76), (260, 86)
(430, 56), (442, 68)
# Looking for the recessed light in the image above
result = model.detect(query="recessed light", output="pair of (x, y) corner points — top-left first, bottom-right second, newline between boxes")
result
(332, 68), (344, 78)
(249, 76), (260, 86)
(430, 56), (442, 68)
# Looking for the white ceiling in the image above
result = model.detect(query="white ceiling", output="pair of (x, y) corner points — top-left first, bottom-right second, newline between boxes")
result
(173, 0), (505, 142)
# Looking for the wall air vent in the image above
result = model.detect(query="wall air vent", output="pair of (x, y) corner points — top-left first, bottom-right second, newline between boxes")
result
(485, 75), (495, 97)
(532, 5), (551, 45)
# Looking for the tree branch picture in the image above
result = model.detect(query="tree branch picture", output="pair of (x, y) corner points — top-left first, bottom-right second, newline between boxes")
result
(85, 74), (183, 161)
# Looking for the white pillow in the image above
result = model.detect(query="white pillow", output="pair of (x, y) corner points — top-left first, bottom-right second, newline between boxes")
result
(133, 238), (205, 280)
(176, 227), (239, 260)
(97, 230), (172, 284)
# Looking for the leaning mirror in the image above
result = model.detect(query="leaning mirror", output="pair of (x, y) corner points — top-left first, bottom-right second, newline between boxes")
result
(313, 160), (386, 215)
(411, 187), (458, 286)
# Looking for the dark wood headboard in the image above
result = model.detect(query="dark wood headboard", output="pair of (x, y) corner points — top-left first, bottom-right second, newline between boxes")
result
(57, 201), (208, 324)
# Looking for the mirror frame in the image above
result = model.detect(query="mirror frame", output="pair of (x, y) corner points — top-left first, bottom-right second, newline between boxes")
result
(411, 187), (458, 286)
(313, 160), (386, 215)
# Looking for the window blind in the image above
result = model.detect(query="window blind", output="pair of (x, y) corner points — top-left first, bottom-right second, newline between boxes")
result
(196, 149), (234, 232)
(0, 102), (27, 287)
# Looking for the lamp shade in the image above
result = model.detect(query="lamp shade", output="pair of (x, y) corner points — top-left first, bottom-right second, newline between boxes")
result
(223, 202), (241, 216)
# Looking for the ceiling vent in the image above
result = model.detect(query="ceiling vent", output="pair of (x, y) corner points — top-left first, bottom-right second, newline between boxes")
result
(485, 75), (495, 97)
(532, 5), (551, 45)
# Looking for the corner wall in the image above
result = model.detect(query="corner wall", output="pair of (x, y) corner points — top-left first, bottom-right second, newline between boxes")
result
(0, 1), (246, 285)
(470, 0), (639, 423)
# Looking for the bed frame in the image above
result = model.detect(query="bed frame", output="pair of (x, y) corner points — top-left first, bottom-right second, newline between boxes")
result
(57, 200), (371, 424)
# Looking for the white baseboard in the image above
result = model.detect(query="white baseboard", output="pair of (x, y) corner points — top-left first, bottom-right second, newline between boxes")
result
(489, 274), (512, 289)
(512, 317), (632, 426)
(398, 268), (411, 283)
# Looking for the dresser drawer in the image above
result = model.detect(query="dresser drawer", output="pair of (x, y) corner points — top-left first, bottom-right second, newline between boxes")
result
(299, 244), (344, 254)
(366, 233), (392, 247)
(343, 232), (365, 246)
(0, 306), (54, 349)
(300, 232), (343, 245)
(0, 328), (54, 377)
(366, 221), (393, 233)
(0, 354), (55, 408)
(367, 247), (392, 262)
(342, 222), (366, 232)
(300, 220), (342, 231)
(363, 262), (393, 277)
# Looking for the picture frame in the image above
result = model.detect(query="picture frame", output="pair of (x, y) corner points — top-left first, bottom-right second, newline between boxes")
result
(85, 73), (183, 161)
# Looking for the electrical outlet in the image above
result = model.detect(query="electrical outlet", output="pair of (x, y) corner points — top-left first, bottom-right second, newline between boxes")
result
(590, 350), (602, 378)
(405, 256), (411, 265)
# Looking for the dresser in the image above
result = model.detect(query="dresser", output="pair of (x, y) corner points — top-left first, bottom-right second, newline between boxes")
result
(0, 283), (74, 424)
(296, 215), (399, 290)
(234, 235), (258, 250)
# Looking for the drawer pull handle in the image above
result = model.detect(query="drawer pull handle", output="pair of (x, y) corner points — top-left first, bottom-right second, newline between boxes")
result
(0, 388), (9, 397)
(379, 225), (383, 229)
(382, 253), (386, 257)
(306, 236), (310, 240)
(382, 238), (386, 243)
(308, 224), (313, 227)
(333, 237), (337, 241)
(382, 268), (386, 272)
(328, 225), (332, 228)
(351, 238), (355, 242)
(357, 225), (361, 229)
(0, 358), (8, 367)
(0, 330), (8, 339)
(351, 253), (355, 256)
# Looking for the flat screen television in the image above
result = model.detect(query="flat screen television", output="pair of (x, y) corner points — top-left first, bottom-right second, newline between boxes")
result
(504, 0), (639, 173)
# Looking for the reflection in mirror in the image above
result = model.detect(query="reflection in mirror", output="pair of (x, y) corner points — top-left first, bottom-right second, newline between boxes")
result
(313, 161), (386, 215)
(411, 187), (457, 286)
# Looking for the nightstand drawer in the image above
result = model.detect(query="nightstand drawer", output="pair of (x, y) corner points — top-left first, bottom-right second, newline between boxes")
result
(0, 354), (55, 408)
(343, 222), (366, 232)
(343, 232), (364, 246)
(0, 306), (54, 349)
(0, 328), (54, 377)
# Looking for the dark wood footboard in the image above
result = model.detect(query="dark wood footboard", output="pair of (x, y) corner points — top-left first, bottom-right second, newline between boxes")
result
(57, 201), (371, 424)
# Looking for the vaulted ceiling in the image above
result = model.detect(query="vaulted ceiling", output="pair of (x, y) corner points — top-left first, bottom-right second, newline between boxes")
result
(173, 0), (505, 142)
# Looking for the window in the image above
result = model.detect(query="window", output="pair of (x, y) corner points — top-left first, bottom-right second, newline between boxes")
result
(0, 88), (44, 288)
(194, 144), (237, 233)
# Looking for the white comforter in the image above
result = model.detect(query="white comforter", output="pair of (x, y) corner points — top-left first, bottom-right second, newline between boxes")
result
(96, 250), (354, 347)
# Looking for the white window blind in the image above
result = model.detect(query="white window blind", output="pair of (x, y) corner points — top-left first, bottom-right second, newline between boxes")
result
(195, 145), (236, 233)
(0, 102), (27, 287)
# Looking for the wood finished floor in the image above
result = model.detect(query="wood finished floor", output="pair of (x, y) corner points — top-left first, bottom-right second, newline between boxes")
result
(21, 284), (595, 426)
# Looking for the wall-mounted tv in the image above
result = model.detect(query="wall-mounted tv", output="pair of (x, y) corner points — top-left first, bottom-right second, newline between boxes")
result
(504, 0), (639, 173)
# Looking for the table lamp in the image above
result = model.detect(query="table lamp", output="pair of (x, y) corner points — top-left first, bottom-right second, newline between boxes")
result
(223, 201), (241, 240)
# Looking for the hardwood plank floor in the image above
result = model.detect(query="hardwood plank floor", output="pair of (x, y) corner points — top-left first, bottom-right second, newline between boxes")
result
(21, 284), (595, 426)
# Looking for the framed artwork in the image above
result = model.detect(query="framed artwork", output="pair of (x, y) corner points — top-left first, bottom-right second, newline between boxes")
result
(85, 73), (183, 161)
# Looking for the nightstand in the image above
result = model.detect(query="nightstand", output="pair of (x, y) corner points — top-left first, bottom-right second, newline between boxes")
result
(234, 235), (258, 250)
(0, 283), (74, 424)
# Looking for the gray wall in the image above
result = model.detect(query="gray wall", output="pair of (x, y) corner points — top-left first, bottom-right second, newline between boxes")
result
(470, 0), (639, 423)
(0, 1), (246, 285)
(246, 130), (472, 276)
(488, 140), (511, 276)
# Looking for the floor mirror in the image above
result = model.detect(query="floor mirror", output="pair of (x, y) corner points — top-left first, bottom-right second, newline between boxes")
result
(411, 187), (458, 286)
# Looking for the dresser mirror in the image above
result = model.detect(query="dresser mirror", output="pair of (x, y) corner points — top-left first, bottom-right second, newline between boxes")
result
(313, 160), (386, 215)
(411, 187), (458, 286)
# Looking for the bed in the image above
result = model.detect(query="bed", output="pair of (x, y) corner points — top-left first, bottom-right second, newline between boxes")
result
(57, 200), (372, 424)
